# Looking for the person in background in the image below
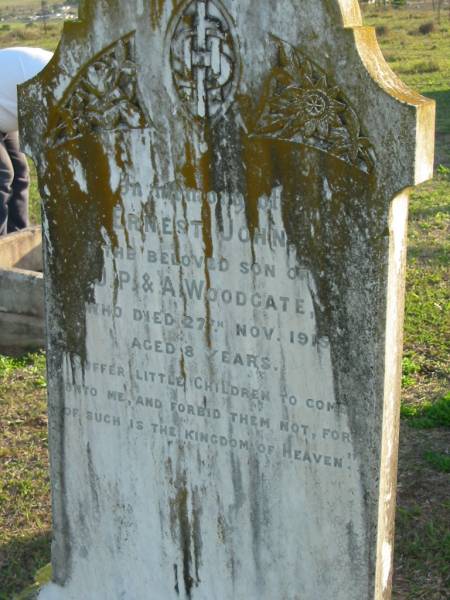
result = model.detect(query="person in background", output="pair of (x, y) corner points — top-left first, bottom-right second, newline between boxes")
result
(0, 47), (53, 236)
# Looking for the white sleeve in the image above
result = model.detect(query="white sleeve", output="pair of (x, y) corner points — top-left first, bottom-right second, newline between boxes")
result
(0, 47), (53, 133)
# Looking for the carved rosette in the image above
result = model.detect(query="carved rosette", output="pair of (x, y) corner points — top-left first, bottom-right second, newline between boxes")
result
(253, 36), (375, 173)
(47, 33), (147, 147)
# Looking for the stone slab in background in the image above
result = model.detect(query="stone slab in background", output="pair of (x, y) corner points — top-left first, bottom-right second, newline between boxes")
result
(20, 1), (434, 599)
(0, 227), (44, 354)
(0, 226), (43, 272)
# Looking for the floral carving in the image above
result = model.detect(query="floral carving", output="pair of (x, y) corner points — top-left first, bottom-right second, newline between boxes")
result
(48, 34), (148, 147)
(253, 36), (375, 173)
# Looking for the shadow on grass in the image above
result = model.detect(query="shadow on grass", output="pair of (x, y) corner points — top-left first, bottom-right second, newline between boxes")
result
(434, 135), (450, 169)
(409, 199), (450, 220)
(407, 244), (449, 264)
(423, 90), (450, 135)
(0, 531), (51, 600)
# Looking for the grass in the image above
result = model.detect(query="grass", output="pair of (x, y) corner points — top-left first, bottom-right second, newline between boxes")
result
(0, 21), (63, 52)
(14, 563), (52, 600)
(401, 393), (450, 428)
(28, 166), (41, 225)
(395, 59), (440, 75)
(0, 5), (449, 599)
(0, 0), (65, 13)
(401, 175), (450, 407)
(365, 9), (450, 88)
(395, 503), (450, 598)
(0, 353), (50, 600)
(424, 451), (450, 473)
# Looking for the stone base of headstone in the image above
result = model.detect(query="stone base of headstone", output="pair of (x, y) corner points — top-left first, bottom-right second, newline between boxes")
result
(0, 227), (44, 354)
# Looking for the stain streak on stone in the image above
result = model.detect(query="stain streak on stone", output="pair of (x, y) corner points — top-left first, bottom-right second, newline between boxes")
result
(181, 141), (197, 189)
(201, 195), (213, 348)
(42, 132), (122, 362)
(86, 442), (100, 516)
(179, 350), (187, 392)
(180, 138), (215, 347)
(248, 453), (263, 586)
(191, 487), (203, 585)
(150, 0), (166, 30)
(170, 475), (201, 599)
(47, 353), (72, 585)
(205, 116), (383, 574)
(114, 134), (132, 249)
(173, 563), (180, 595)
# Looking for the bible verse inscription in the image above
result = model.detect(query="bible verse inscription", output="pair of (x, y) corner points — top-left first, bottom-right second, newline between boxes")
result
(58, 182), (358, 480)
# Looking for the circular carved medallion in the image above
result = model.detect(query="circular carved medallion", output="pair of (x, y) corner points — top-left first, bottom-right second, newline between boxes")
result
(169, 0), (240, 121)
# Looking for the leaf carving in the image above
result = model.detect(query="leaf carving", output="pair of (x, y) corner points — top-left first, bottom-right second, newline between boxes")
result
(47, 33), (150, 148)
(253, 36), (375, 173)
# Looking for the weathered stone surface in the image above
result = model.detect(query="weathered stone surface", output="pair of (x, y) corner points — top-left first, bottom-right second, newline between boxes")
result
(20, 1), (434, 599)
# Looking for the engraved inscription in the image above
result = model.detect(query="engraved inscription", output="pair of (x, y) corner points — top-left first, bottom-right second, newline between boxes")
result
(47, 33), (148, 147)
(169, 0), (240, 119)
(253, 36), (375, 172)
(61, 182), (359, 481)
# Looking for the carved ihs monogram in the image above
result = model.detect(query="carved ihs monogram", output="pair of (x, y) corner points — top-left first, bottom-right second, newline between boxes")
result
(169, 0), (240, 120)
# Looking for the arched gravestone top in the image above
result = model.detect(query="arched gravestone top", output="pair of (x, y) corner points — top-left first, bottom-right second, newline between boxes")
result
(20, 1), (434, 599)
